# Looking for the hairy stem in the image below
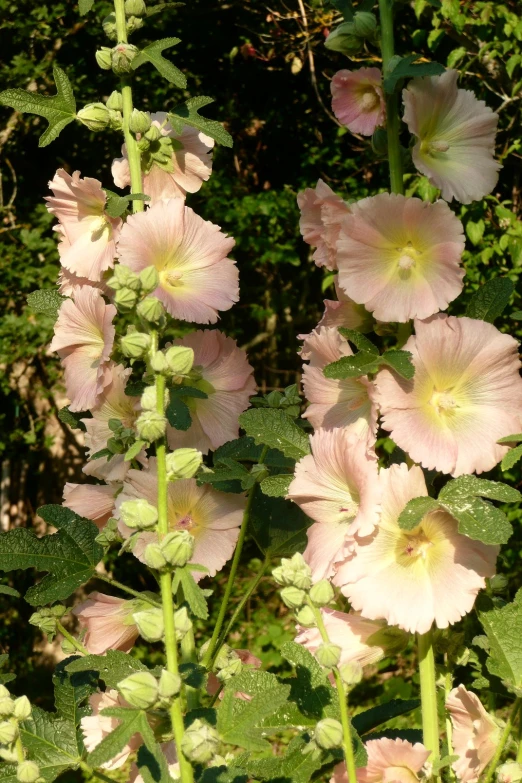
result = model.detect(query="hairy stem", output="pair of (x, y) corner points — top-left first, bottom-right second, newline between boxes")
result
(418, 631), (440, 776)
(378, 0), (404, 195)
(483, 698), (521, 783)
(95, 574), (161, 606)
(181, 627), (200, 711)
(56, 620), (89, 656)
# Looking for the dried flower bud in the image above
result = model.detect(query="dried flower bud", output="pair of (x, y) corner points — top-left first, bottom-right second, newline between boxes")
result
(77, 103), (110, 132)
(315, 718), (343, 750)
(13, 697), (31, 722)
(315, 642), (341, 669)
(295, 605), (316, 628)
(181, 719), (219, 764)
(0, 699), (13, 718)
(120, 498), (158, 530)
(280, 586), (306, 609)
(114, 287), (138, 311)
(121, 331), (151, 359)
(139, 266), (160, 295)
(138, 297), (165, 323)
(142, 543), (167, 571)
(309, 580), (335, 608)
(165, 346), (194, 376)
(118, 671), (158, 709)
(16, 761), (40, 783)
(174, 607), (192, 640)
(95, 47), (112, 69)
(136, 411), (167, 442)
(160, 531), (195, 567)
(125, 0), (147, 16)
(106, 90), (123, 111)
(0, 721), (18, 745)
(158, 670), (181, 699)
(133, 607), (165, 642)
(129, 109), (152, 135)
(111, 43), (139, 74)
(166, 449), (203, 481)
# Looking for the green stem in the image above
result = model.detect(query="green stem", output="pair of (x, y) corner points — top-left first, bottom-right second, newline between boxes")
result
(95, 573), (161, 606)
(14, 732), (24, 764)
(181, 627), (200, 711)
(517, 701), (522, 763)
(56, 620), (89, 656)
(82, 766), (120, 783)
(378, 0), (404, 195)
(417, 631), (440, 774)
(444, 664), (455, 783)
(483, 698), (521, 783)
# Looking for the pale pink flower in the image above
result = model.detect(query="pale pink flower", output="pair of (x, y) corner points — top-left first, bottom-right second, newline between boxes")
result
(82, 365), (142, 481)
(115, 459), (245, 581)
(49, 286), (116, 412)
(402, 69), (500, 204)
(446, 685), (500, 783)
(336, 464), (498, 635)
(73, 592), (139, 655)
(130, 742), (179, 783)
(336, 193), (465, 323)
(375, 314), (522, 476)
(117, 199), (238, 323)
(207, 650), (262, 701)
(333, 738), (430, 783)
(300, 326), (378, 437)
(331, 68), (385, 136)
(287, 428), (380, 581)
(297, 179), (350, 270)
(112, 114), (213, 203)
(58, 269), (111, 299)
(62, 482), (117, 528)
(46, 169), (121, 282)
(81, 689), (141, 770)
(167, 330), (256, 455)
(317, 278), (373, 332)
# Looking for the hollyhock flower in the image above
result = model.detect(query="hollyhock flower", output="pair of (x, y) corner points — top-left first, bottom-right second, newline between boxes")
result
(115, 459), (245, 581)
(300, 326), (378, 437)
(117, 199), (238, 323)
(130, 742), (179, 783)
(331, 68), (385, 136)
(375, 314), (522, 475)
(81, 690), (141, 770)
(317, 279), (373, 333)
(46, 169), (121, 281)
(73, 592), (139, 654)
(336, 193), (465, 323)
(167, 330), (256, 455)
(332, 738), (430, 783)
(446, 685), (500, 783)
(58, 269), (110, 298)
(336, 464), (498, 634)
(82, 365), (141, 481)
(402, 69), (500, 204)
(49, 286), (116, 412)
(297, 179), (350, 270)
(62, 482), (117, 528)
(112, 113), (213, 203)
(207, 650), (262, 701)
(287, 428), (380, 581)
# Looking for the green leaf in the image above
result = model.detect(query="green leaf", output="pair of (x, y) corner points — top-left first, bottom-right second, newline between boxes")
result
(465, 219), (485, 246)
(465, 278), (514, 323)
(125, 439), (147, 462)
(249, 488), (311, 557)
(132, 38), (187, 88)
(166, 395), (191, 431)
(278, 642), (338, 724)
(379, 349), (415, 380)
(439, 475), (522, 504)
(197, 459), (250, 486)
(498, 433), (522, 444)
(244, 734), (329, 783)
(78, 0), (94, 14)
(65, 650), (147, 689)
(397, 496), (440, 531)
(146, 2), (184, 16)
(441, 496), (512, 546)
(352, 699), (421, 735)
(18, 706), (82, 783)
(0, 65), (76, 146)
(169, 96), (233, 148)
(104, 190), (150, 218)
(58, 406), (87, 432)
(136, 744), (171, 783)
(172, 566), (208, 620)
(480, 588), (522, 695)
(510, 310), (522, 321)
(383, 54), (445, 93)
(501, 444), (522, 471)
(239, 409), (310, 461)
(88, 707), (156, 769)
(323, 351), (381, 379)
(0, 585), (20, 598)
(213, 437), (294, 468)
(0, 505), (103, 605)
(337, 328), (378, 355)
(259, 474), (293, 497)
(27, 289), (65, 319)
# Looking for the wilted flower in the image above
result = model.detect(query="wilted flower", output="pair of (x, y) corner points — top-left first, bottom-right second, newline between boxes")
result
(332, 737), (430, 783)
(73, 592), (139, 654)
(446, 685), (500, 783)
(81, 690), (141, 769)
(297, 179), (350, 270)
(331, 68), (385, 136)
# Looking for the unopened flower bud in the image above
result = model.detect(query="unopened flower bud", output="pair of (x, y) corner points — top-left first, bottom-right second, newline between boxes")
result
(295, 605), (316, 628)
(324, 22), (362, 54)
(165, 346), (194, 376)
(181, 719), (219, 764)
(133, 607), (165, 642)
(158, 670), (181, 699)
(216, 657), (243, 682)
(497, 762), (522, 783)
(309, 580), (335, 608)
(0, 688), (9, 700)
(137, 297), (165, 323)
(111, 43), (139, 74)
(280, 586), (306, 609)
(142, 543), (167, 571)
(160, 531), (194, 567)
(95, 517), (121, 547)
(139, 266), (160, 295)
(108, 264), (140, 291)
(315, 718), (343, 750)
(315, 642), (341, 669)
(136, 411), (166, 442)
(0, 748), (18, 763)
(121, 331), (151, 359)
(126, 15), (144, 33)
(490, 574), (509, 594)
(29, 610), (57, 639)
(174, 607), (192, 640)
(145, 124), (162, 142)
(125, 0), (147, 16)
(120, 498), (158, 530)
(141, 386), (159, 412)
(108, 110), (123, 131)
(272, 552), (312, 590)
(372, 128), (388, 157)
(166, 449), (202, 481)
(137, 136), (150, 153)
(106, 90), (123, 111)
(338, 661), (363, 687)
(77, 103), (110, 132)
(61, 638), (78, 655)
(0, 699), (13, 717)
(16, 761), (40, 783)
(0, 721), (18, 744)
(118, 671), (158, 709)
(96, 47), (112, 69)
(352, 11), (377, 38)
(129, 109), (152, 135)
(114, 287), (138, 311)
(102, 13), (118, 40)
(150, 351), (168, 374)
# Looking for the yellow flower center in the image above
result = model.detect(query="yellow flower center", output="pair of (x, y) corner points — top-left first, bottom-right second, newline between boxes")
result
(402, 530), (433, 560)
(162, 270), (184, 289)
(360, 89), (380, 112)
(430, 390), (459, 415)
(90, 215), (111, 241)
(395, 242), (420, 277)
(175, 513), (195, 532)
(421, 139), (450, 157)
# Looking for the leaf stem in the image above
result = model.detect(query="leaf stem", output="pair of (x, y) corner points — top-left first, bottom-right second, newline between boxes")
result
(483, 698), (521, 783)
(417, 630), (440, 776)
(56, 620), (89, 656)
(378, 0), (404, 195)
(95, 574), (161, 607)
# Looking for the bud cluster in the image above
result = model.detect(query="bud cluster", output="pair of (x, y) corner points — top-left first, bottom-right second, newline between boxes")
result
(181, 718), (220, 764)
(199, 642), (243, 682)
(0, 687), (36, 779)
(109, 264), (160, 315)
(324, 11), (378, 56)
(28, 605), (66, 641)
(117, 667), (181, 711)
(142, 530), (195, 571)
(132, 603), (192, 643)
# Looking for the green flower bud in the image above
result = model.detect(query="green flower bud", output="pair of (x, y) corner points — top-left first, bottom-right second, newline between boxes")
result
(16, 761), (40, 783)
(96, 47), (113, 69)
(106, 90), (123, 111)
(139, 266), (160, 295)
(150, 351), (169, 374)
(137, 136), (150, 153)
(145, 124), (162, 142)
(371, 128), (388, 156)
(174, 607), (192, 640)
(108, 109), (123, 131)
(121, 331), (151, 359)
(0, 748), (18, 763)
(133, 607), (165, 642)
(165, 346), (194, 376)
(315, 642), (341, 669)
(497, 763), (522, 783)
(129, 109), (152, 135)
(142, 543), (168, 571)
(136, 411), (167, 442)
(120, 498), (158, 530)
(181, 719), (219, 764)
(166, 448), (203, 481)
(0, 721), (18, 744)
(315, 718), (343, 750)
(102, 13), (118, 40)
(51, 605), (67, 618)
(490, 574), (509, 594)
(140, 386), (157, 412)
(158, 669), (181, 699)
(0, 699), (13, 717)
(352, 11), (377, 39)
(125, 0), (147, 16)
(0, 687), (9, 700)
(126, 15), (144, 34)
(108, 264), (141, 291)
(295, 605), (316, 628)
(29, 610), (57, 639)
(111, 43), (139, 74)
(61, 638), (78, 656)
(118, 671), (158, 709)
(114, 287), (138, 311)
(216, 657), (242, 682)
(338, 661), (363, 687)
(95, 517), (121, 547)
(309, 580), (335, 608)
(273, 553), (312, 590)
(77, 103), (110, 132)
(280, 586), (306, 609)
(137, 296), (165, 323)
(324, 22), (363, 55)
(160, 530), (195, 567)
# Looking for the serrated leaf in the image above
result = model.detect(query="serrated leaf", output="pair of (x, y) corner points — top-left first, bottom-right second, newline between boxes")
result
(383, 54), (445, 93)
(352, 699), (421, 735)
(172, 566), (208, 620)
(501, 444), (522, 471)
(439, 475), (522, 504)
(78, 0), (94, 13)
(169, 96), (233, 148)
(125, 439), (147, 462)
(197, 459), (250, 487)
(27, 289), (65, 319)
(379, 349), (415, 380)
(0, 585), (20, 598)
(58, 406), (87, 431)
(132, 38), (187, 88)
(239, 409), (310, 461)
(213, 437), (294, 468)
(323, 351), (380, 379)
(0, 65), (76, 146)
(259, 474), (293, 497)
(244, 734), (327, 783)
(397, 496), (440, 531)
(0, 505), (103, 605)
(465, 278), (514, 323)
(104, 190), (150, 218)
(480, 589), (522, 695)
(217, 678), (290, 751)
(198, 768), (248, 783)
(18, 706), (82, 783)
(136, 744), (170, 783)
(441, 496), (512, 545)
(88, 707), (156, 768)
(279, 642), (338, 723)
(65, 651), (147, 689)
(338, 328), (378, 355)
(249, 488), (311, 557)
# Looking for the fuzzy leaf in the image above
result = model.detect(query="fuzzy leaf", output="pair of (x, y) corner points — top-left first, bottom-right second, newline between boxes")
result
(480, 588), (522, 695)
(132, 38), (186, 87)
(439, 475), (522, 504)
(278, 641), (338, 724)
(249, 488), (311, 557)
(0, 65), (76, 146)
(441, 496), (512, 545)
(244, 734), (330, 783)
(497, 433), (522, 444)
(78, 0), (94, 14)
(104, 190), (150, 218)
(146, 2), (184, 16)
(352, 699), (421, 735)
(213, 437), (294, 468)
(88, 707), (156, 768)
(501, 444), (522, 471)
(27, 289), (65, 319)
(337, 328), (378, 355)
(125, 439), (147, 462)
(197, 460), (250, 486)
(169, 96), (233, 147)
(397, 496), (440, 531)
(217, 675), (290, 751)
(324, 351), (381, 379)
(465, 277), (514, 323)
(65, 650), (147, 688)
(136, 744), (171, 783)
(239, 409), (310, 461)
(383, 54), (445, 93)
(0, 585), (20, 598)
(166, 396), (191, 431)
(172, 566), (208, 620)
(18, 706), (82, 783)
(259, 474), (293, 497)
(58, 406), (87, 431)
(379, 349), (415, 380)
